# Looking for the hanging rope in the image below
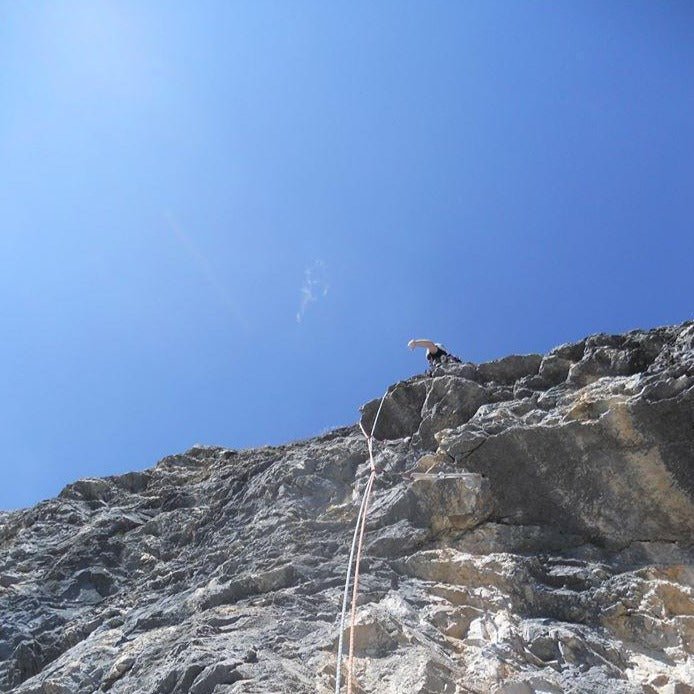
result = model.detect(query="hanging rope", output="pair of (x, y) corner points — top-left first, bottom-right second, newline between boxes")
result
(334, 386), (392, 694)
(334, 474), (371, 693)
(346, 457), (375, 694)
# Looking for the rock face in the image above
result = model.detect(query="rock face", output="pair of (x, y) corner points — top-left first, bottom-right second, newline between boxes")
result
(1, 322), (693, 694)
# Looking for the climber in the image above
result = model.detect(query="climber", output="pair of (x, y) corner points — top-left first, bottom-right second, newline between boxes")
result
(408, 338), (462, 372)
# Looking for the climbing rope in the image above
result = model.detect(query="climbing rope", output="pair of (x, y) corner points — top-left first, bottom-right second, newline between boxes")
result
(346, 460), (375, 693)
(334, 387), (392, 694)
(334, 473), (371, 693)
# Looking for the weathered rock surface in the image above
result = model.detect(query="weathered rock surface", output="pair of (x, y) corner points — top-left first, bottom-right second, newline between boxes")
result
(1, 322), (693, 693)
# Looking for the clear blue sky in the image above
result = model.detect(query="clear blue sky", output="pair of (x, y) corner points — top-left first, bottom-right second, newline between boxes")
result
(1, 2), (692, 510)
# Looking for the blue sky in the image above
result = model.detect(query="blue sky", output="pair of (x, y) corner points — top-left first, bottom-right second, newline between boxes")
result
(1, 1), (692, 510)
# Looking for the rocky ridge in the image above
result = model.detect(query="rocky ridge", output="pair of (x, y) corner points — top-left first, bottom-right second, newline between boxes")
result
(1, 322), (693, 693)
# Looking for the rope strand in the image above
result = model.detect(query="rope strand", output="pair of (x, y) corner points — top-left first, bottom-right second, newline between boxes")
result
(346, 469), (376, 693)
(334, 386), (393, 694)
(334, 477), (371, 693)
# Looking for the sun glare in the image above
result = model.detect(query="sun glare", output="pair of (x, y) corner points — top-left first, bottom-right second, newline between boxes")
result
(42, 2), (148, 98)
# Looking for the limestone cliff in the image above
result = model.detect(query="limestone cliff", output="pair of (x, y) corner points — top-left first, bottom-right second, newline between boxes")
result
(1, 322), (693, 693)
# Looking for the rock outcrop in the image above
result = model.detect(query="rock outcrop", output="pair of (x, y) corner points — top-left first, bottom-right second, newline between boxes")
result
(1, 322), (693, 693)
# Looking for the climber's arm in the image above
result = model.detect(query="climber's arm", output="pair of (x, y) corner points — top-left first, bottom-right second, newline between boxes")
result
(408, 339), (438, 354)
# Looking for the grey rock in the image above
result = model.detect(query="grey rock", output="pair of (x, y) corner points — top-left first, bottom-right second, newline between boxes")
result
(1, 321), (693, 693)
(189, 661), (243, 693)
(417, 377), (490, 449)
(360, 380), (427, 440)
(406, 473), (492, 533)
(539, 354), (573, 386)
(476, 353), (543, 384)
(550, 339), (586, 362)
